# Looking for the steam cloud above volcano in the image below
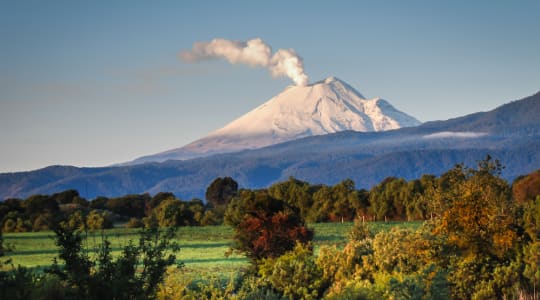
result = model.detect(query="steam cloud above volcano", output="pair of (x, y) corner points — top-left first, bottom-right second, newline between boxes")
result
(180, 38), (309, 86)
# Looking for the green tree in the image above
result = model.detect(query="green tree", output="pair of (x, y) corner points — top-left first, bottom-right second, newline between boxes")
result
(0, 198), (24, 222)
(2, 211), (31, 233)
(329, 179), (360, 222)
(85, 210), (113, 230)
(205, 177), (238, 207)
(106, 194), (149, 219)
(23, 194), (60, 229)
(369, 177), (408, 220)
(145, 192), (175, 216)
(52, 189), (82, 205)
(523, 195), (540, 242)
(68, 210), (87, 231)
(268, 177), (314, 220)
(522, 196), (540, 292)
(187, 198), (205, 225)
(149, 199), (195, 227)
(205, 177), (239, 224)
(89, 196), (109, 210)
(311, 185), (334, 222)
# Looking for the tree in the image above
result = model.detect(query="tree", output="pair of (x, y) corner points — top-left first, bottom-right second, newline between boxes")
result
(430, 157), (516, 259)
(89, 196), (109, 210)
(311, 185), (334, 222)
(23, 195), (59, 216)
(523, 195), (540, 242)
(106, 194), (149, 219)
(522, 196), (540, 291)
(329, 179), (361, 222)
(0, 198), (24, 222)
(148, 199), (195, 227)
(85, 210), (113, 230)
(226, 190), (313, 262)
(187, 198), (205, 224)
(23, 194), (60, 229)
(369, 177), (408, 220)
(52, 189), (82, 205)
(145, 192), (175, 216)
(309, 180), (365, 222)
(428, 156), (520, 299)
(205, 177), (238, 207)
(268, 177), (314, 220)
(513, 170), (540, 204)
(67, 210), (86, 231)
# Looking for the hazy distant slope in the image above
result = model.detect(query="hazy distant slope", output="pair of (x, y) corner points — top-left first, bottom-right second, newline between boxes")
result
(416, 91), (540, 135)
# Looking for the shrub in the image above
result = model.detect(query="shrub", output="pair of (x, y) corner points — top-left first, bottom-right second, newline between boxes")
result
(258, 243), (326, 300)
(317, 239), (374, 296)
(47, 223), (180, 299)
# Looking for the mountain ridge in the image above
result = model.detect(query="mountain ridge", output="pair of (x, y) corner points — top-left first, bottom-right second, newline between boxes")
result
(130, 76), (421, 164)
(1, 90), (539, 200)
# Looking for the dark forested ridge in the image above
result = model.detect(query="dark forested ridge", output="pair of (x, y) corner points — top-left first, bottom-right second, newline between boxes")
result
(1, 91), (540, 200)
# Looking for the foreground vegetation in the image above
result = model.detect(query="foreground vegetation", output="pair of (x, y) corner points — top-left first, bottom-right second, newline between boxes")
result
(1, 156), (539, 299)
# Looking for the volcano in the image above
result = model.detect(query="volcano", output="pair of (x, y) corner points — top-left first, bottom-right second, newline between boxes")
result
(131, 76), (421, 164)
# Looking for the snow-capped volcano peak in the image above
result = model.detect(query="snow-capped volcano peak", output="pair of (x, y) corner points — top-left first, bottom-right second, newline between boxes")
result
(131, 76), (421, 163)
(313, 76), (366, 99)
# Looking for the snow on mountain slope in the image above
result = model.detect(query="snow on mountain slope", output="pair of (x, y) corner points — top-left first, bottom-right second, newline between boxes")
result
(131, 76), (421, 164)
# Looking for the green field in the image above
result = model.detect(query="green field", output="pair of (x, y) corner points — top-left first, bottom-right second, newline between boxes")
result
(2, 221), (421, 276)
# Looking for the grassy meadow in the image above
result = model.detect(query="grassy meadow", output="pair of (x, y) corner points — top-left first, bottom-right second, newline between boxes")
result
(2, 221), (421, 277)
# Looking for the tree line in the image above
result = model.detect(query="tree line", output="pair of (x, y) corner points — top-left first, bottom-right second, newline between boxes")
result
(2, 159), (539, 231)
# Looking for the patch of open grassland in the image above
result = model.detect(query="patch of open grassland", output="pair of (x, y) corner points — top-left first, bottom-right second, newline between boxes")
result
(2, 221), (422, 277)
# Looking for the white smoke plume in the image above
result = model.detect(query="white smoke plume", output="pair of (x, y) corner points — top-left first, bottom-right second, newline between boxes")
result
(181, 38), (309, 86)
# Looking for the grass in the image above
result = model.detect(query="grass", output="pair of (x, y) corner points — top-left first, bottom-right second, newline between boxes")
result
(2, 221), (422, 276)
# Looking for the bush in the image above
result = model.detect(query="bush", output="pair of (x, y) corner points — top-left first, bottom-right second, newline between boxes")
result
(258, 243), (326, 300)
(47, 223), (180, 299)
(317, 239), (374, 296)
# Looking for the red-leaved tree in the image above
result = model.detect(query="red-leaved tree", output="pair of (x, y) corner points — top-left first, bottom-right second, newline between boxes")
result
(226, 191), (313, 262)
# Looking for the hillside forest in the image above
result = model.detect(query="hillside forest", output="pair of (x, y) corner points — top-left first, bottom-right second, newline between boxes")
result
(0, 156), (539, 299)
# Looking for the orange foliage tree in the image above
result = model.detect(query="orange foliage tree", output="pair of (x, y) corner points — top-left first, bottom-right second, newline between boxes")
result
(512, 170), (540, 204)
(430, 156), (517, 259)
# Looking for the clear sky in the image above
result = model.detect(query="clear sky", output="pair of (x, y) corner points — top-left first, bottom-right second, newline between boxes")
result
(1, 0), (539, 173)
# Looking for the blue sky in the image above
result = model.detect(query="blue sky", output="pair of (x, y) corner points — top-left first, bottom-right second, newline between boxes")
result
(1, 0), (539, 172)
